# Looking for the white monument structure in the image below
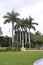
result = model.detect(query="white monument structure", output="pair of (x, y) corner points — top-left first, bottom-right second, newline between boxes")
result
(33, 58), (43, 65)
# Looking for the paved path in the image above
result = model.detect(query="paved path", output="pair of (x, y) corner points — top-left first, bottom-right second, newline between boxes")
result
(26, 50), (43, 51)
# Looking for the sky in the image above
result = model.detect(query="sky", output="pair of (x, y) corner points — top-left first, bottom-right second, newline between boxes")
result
(0, 0), (43, 37)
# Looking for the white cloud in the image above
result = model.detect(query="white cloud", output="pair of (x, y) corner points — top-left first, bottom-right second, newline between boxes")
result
(19, 0), (43, 34)
(0, 0), (43, 36)
(19, 0), (43, 17)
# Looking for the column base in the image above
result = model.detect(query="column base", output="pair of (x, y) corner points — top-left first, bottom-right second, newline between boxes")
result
(20, 47), (25, 51)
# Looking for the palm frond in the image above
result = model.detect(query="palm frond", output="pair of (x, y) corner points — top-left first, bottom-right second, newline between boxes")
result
(12, 10), (19, 17)
(3, 10), (20, 24)
(32, 22), (38, 25)
(4, 19), (10, 24)
(29, 16), (34, 22)
(31, 26), (36, 31)
(7, 12), (12, 16)
(3, 15), (10, 18)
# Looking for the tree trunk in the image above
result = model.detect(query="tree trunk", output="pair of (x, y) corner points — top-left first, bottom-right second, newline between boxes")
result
(21, 29), (25, 51)
(25, 32), (27, 48)
(9, 28), (11, 47)
(12, 22), (14, 50)
(20, 31), (21, 43)
(29, 29), (31, 48)
(22, 29), (24, 47)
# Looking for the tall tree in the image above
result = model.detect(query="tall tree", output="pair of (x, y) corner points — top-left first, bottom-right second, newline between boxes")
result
(24, 27), (27, 47)
(25, 16), (38, 48)
(14, 24), (19, 42)
(35, 31), (41, 36)
(20, 19), (26, 48)
(0, 27), (3, 35)
(18, 19), (25, 47)
(3, 10), (20, 50)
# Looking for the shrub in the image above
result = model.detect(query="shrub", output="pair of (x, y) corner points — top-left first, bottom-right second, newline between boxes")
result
(0, 47), (20, 52)
(0, 47), (7, 52)
(14, 41), (22, 48)
(6, 47), (12, 51)
(13, 47), (20, 51)
(26, 48), (39, 50)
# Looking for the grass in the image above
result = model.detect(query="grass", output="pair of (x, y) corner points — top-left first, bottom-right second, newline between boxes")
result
(0, 51), (43, 65)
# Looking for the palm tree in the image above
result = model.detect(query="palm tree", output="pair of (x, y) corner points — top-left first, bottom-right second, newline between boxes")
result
(3, 10), (20, 50)
(20, 19), (25, 47)
(24, 27), (27, 48)
(25, 16), (38, 48)
(17, 18), (25, 48)
(14, 24), (18, 42)
(0, 27), (3, 35)
(18, 26), (22, 43)
(19, 19), (26, 51)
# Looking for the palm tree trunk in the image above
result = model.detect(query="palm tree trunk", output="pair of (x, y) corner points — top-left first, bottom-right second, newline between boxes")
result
(25, 32), (27, 48)
(21, 28), (25, 51)
(9, 29), (11, 47)
(12, 22), (14, 50)
(29, 29), (31, 48)
(20, 31), (21, 43)
(22, 29), (24, 47)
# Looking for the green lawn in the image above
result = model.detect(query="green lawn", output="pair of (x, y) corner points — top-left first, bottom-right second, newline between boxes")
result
(0, 51), (43, 65)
